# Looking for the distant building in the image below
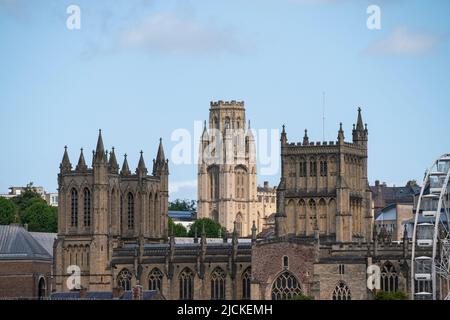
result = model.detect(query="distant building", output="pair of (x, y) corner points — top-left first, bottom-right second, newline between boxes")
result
(168, 210), (196, 231)
(374, 203), (414, 241)
(256, 181), (277, 232)
(371, 180), (419, 215)
(0, 186), (58, 207)
(0, 224), (56, 299)
(370, 181), (419, 241)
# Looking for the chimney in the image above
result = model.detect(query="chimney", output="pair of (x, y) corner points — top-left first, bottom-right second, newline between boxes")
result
(264, 181), (269, 189)
(375, 180), (380, 187)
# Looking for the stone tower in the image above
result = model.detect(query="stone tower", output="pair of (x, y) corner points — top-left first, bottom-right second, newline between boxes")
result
(275, 108), (373, 242)
(53, 131), (169, 292)
(197, 100), (258, 236)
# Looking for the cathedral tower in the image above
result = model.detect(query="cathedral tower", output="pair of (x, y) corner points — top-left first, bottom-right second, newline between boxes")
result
(197, 101), (258, 236)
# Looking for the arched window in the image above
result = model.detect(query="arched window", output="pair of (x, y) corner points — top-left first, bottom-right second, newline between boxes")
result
(310, 160), (317, 176)
(127, 193), (134, 230)
(332, 281), (351, 300)
(71, 189), (78, 227)
(224, 117), (231, 130)
(208, 166), (220, 201)
(235, 213), (243, 237)
(271, 271), (302, 300)
(83, 188), (91, 227)
(117, 269), (132, 291)
(38, 277), (46, 300)
(210, 267), (226, 300)
(179, 268), (194, 300)
(242, 267), (251, 300)
(148, 268), (163, 292)
(381, 262), (398, 292)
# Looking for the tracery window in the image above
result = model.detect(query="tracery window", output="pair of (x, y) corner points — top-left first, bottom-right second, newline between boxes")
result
(148, 268), (163, 292)
(310, 161), (317, 176)
(211, 267), (226, 300)
(332, 281), (351, 300)
(242, 268), (251, 300)
(381, 262), (398, 292)
(271, 271), (302, 300)
(179, 268), (194, 300)
(117, 269), (132, 291)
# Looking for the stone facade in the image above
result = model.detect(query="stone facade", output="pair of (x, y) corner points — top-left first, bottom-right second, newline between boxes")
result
(197, 101), (276, 236)
(53, 131), (169, 292)
(275, 108), (373, 242)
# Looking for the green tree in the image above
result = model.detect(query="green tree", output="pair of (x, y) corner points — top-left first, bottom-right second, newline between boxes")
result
(374, 291), (409, 300)
(0, 197), (18, 225)
(20, 199), (58, 233)
(168, 218), (188, 237)
(188, 218), (226, 238)
(11, 183), (44, 212)
(169, 199), (196, 212)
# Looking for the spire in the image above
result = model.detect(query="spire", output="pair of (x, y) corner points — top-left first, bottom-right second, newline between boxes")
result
(280, 124), (287, 145)
(356, 107), (364, 131)
(201, 121), (209, 141)
(352, 107), (368, 145)
(94, 129), (106, 164)
(60, 146), (72, 172)
(76, 148), (87, 171)
(153, 138), (168, 175)
(109, 147), (119, 174)
(337, 122), (345, 142)
(156, 138), (165, 162)
(136, 151), (148, 175)
(251, 220), (257, 242)
(121, 154), (131, 175)
(303, 129), (309, 145)
(246, 119), (255, 140)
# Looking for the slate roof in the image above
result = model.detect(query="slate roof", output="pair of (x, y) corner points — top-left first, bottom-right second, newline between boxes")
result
(29, 231), (57, 257)
(168, 210), (195, 221)
(0, 225), (52, 261)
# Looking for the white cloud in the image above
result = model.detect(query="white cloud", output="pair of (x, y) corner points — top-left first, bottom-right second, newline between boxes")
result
(365, 27), (442, 56)
(169, 179), (197, 194)
(118, 13), (246, 55)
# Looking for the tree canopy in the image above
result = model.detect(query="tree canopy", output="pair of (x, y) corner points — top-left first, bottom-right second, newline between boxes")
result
(169, 199), (196, 212)
(187, 218), (226, 238)
(168, 217), (188, 237)
(0, 182), (57, 232)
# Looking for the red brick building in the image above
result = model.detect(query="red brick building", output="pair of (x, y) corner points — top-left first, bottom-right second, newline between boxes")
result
(0, 225), (54, 299)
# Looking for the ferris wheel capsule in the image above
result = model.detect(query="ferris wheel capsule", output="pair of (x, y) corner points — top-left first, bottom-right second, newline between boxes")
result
(411, 154), (450, 300)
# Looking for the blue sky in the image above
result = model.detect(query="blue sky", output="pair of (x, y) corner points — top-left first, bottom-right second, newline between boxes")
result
(0, 0), (449, 200)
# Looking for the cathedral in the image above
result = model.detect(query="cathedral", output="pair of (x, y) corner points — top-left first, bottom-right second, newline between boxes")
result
(52, 105), (427, 300)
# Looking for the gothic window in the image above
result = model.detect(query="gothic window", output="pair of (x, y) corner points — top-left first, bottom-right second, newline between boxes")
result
(299, 161), (307, 177)
(83, 188), (91, 227)
(332, 281), (351, 300)
(120, 195), (123, 232)
(224, 117), (231, 130)
(211, 267), (226, 300)
(310, 160), (317, 176)
(235, 166), (247, 200)
(214, 116), (219, 129)
(208, 166), (220, 201)
(127, 192), (134, 230)
(179, 268), (194, 300)
(117, 269), (132, 291)
(236, 213), (243, 236)
(320, 160), (328, 176)
(381, 262), (398, 292)
(71, 189), (78, 227)
(148, 268), (163, 292)
(271, 271), (302, 300)
(242, 267), (251, 300)
(212, 210), (219, 223)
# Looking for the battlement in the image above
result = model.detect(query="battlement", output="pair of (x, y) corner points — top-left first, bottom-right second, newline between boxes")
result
(210, 100), (245, 108)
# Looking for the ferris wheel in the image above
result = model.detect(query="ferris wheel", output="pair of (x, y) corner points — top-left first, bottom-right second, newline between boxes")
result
(411, 154), (450, 300)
